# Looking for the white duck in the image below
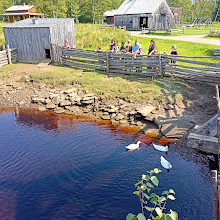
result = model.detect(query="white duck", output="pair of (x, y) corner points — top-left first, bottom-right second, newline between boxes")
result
(153, 143), (169, 152)
(126, 141), (141, 151)
(160, 156), (172, 169)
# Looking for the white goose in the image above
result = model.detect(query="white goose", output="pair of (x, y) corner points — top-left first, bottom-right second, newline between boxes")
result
(153, 143), (169, 152)
(126, 141), (141, 151)
(160, 156), (172, 169)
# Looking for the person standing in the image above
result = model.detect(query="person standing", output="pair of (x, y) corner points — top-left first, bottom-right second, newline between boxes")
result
(170, 45), (178, 67)
(148, 40), (157, 55)
(110, 39), (115, 52)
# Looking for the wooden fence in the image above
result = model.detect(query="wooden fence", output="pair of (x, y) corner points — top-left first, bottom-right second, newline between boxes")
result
(61, 48), (167, 77)
(0, 46), (18, 68)
(56, 47), (220, 84)
(164, 55), (220, 84)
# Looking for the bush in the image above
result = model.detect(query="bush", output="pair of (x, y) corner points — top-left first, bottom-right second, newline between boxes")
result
(207, 31), (220, 38)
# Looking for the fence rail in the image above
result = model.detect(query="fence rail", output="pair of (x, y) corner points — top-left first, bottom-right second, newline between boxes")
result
(54, 46), (220, 84)
(0, 46), (18, 68)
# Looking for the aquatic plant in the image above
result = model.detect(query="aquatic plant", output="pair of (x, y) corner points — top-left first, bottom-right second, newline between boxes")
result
(126, 168), (178, 220)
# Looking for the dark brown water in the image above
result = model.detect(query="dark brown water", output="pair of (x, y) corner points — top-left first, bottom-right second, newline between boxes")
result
(0, 108), (214, 220)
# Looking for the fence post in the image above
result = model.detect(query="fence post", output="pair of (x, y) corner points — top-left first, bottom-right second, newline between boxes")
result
(106, 51), (110, 73)
(6, 45), (12, 65)
(159, 53), (162, 76)
(2, 45), (5, 51)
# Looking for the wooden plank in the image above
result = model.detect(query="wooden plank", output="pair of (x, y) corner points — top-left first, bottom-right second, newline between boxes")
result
(63, 57), (105, 65)
(176, 64), (220, 73)
(109, 69), (160, 75)
(188, 133), (218, 143)
(174, 58), (220, 68)
(63, 60), (106, 71)
(195, 114), (218, 134)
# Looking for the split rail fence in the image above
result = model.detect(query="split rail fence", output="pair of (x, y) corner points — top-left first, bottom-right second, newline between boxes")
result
(0, 45), (18, 68)
(53, 47), (220, 84)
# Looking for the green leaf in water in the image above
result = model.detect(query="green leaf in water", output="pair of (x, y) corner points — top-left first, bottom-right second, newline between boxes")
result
(137, 213), (146, 220)
(126, 213), (137, 220)
(158, 196), (166, 203)
(143, 193), (150, 200)
(164, 214), (172, 220)
(155, 207), (163, 217)
(153, 168), (162, 174)
(162, 191), (169, 195)
(145, 206), (154, 212)
(150, 176), (159, 186)
(149, 193), (156, 198)
(169, 189), (175, 194)
(169, 210), (178, 220)
(147, 182), (154, 188)
(167, 195), (176, 200)
(133, 191), (140, 196)
(150, 197), (158, 204)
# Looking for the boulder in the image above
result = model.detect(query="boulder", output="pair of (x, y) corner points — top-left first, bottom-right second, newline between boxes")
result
(51, 96), (61, 105)
(64, 88), (78, 94)
(108, 107), (119, 113)
(154, 116), (194, 138)
(101, 115), (111, 120)
(60, 100), (71, 107)
(137, 105), (156, 117)
(38, 106), (46, 111)
(115, 114), (124, 121)
(45, 102), (56, 109)
(54, 107), (65, 114)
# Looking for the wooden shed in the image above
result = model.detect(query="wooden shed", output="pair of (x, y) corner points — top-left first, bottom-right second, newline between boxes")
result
(3, 18), (75, 63)
(3, 5), (43, 23)
(104, 0), (175, 31)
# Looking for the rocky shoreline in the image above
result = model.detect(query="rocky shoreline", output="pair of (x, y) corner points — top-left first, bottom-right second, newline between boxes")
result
(1, 80), (217, 139)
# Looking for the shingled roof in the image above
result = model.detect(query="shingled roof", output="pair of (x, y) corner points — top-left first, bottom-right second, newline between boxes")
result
(6, 5), (34, 12)
(104, 0), (164, 16)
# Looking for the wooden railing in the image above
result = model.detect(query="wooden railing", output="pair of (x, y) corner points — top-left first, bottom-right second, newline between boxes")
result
(61, 48), (167, 77)
(163, 55), (220, 83)
(0, 45), (18, 68)
(55, 47), (220, 84)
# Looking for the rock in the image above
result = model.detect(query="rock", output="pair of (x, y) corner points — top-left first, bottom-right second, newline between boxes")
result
(115, 114), (124, 121)
(84, 93), (95, 97)
(60, 100), (71, 107)
(32, 97), (46, 104)
(51, 96), (61, 105)
(38, 106), (46, 111)
(64, 88), (78, 94)
(111, 113), (117, 119)
(118, 99), (125, 105)
(108, 107), (119, 113)
(154, 116), (194, 138)
(45, 102), (56, 109)
(54, 107), (65, 114)
(101, 115), (111, 120)
(137, 105), (156, 117)
(82, 96), (94, 101)
(119, 120), (128, 124)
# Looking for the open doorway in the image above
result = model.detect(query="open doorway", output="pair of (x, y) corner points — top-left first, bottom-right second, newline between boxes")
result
(140, 17), (148, 28)
(45, 49), (51, 59)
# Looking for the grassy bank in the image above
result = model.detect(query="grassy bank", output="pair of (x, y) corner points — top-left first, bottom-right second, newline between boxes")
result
(0, 63), (210, 103)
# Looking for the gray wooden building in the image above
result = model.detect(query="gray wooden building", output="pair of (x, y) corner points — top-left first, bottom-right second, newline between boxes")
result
(104, 0), (175, 31)
(3, 18), (75, 63)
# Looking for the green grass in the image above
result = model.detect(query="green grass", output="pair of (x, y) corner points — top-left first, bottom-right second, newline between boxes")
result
(75, 24), (220, 62)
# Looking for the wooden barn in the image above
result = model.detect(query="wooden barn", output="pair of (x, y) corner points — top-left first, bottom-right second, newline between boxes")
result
(3, 5), (43, 23)
(3, 18), (75, 63)
(104, 0), (175, 31)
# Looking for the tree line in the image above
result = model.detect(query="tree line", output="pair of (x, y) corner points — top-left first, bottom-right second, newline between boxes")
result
(0, 0), (219, 23)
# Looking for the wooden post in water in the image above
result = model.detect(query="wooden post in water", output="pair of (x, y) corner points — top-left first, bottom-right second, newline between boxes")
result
(6, 45), (12, 65)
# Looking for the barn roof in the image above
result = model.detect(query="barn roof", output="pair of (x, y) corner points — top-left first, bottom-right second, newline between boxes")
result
(6, 5), (34, 12)
(105, 0), (164, 16)
(3, 18), (74, 28)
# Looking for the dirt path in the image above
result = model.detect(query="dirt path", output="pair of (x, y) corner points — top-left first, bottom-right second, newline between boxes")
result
(129, 32), (220, 46)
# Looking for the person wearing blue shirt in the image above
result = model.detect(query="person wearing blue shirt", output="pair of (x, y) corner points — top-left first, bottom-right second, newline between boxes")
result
(132, 39), (142, 54)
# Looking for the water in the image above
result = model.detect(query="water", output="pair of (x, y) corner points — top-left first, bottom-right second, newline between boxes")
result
(0, 108), (214, 220)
